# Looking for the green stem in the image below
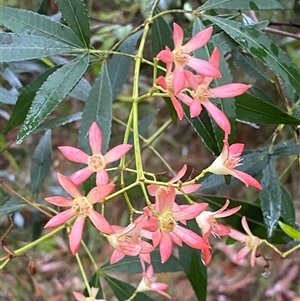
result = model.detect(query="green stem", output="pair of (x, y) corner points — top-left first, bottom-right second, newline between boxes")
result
(76, 252), (91, 296)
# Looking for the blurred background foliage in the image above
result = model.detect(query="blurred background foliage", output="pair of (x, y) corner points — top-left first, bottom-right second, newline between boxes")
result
(0, 0), (299, 300)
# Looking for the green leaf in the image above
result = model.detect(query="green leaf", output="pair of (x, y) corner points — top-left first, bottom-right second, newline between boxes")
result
(69, 77), (91, 101)
(235, 93), (300, 125)
(280, 186), (295, 226)
(100, 250), (182, 273)
(102, 274), (156, 301)
(178, 220), (207, 301)
(3, 65), (61, 134)
(82, 272), (104, 299)
(200, 0), (288, 10)
(151, 12), (173, 57)
(33, 112), (82, 134)
(30, 130), (52, 200)
(272, 140), (300, 157)
(232, 50), (271, 82)
(108, 30), (142, 100)
(278, 221), (300, 240)
(56, 0), (90, 46)
(185, 105), (220, 156)
(78, 61), (112, 153)
(0, 194), (27, 216)
(17, 54), (89, 143)
(211, 32), (237, 55)
(0, 6), (84, 47)
(0, 33), (77, 62)
(204, 16), (300, 96)
(259, 160), (282, 238)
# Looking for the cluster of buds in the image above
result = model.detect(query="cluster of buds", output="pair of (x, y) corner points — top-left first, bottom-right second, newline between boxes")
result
(45, 23), (264, 300)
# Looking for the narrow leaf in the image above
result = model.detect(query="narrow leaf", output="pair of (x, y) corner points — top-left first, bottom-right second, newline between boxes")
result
(69, 77), (92, 102)
(178, 220), (207, 301)
(259, 160), (282, 238)
(78, 61), (112, 153)
(272, 140), (300, 157)
(33, 112), (82, 134)
(200, 0), (288, 10)
(0, 194), (27, 216)
(4, 65), (61, 134)
(108, 30), (142, 100)
(0, 33), (77, 62)
(232, 50), (271, 82)
(17, 54), (89, 143)
(278, 221), (300, 240)
(235, 93), (300, 125)
(0, 6), (84, 47)
(204, 16), (300, 96)
(56, 0), (90, 46)
(30, 130), (52, 200)
(280, 186), (295, 226)
(185, 104), (220, 156)
(102, 274), (155, 301)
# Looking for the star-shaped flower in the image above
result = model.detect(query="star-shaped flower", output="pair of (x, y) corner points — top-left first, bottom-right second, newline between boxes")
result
(44, 173), (114, 254)
(58, 122), (132, 185)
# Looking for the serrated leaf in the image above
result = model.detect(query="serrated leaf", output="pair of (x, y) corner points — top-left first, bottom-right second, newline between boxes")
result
(204, 16), (300, 96)
(108, 30), (142, 100)
(102, 274), (156, 301)
(0, 33), (78, 62)
(33, 112), (82, 134)
(211, 32), (237, 55)
(200, 0), (288, 10)
(272, 139), (300, 157)
(30, 130), (52, 199)
(0, 6), (84, 47)
(259, 160), (282, 238)
(78, 61), (112, 153)
(56, 0), (90, 46)
(69, 77), (92, 101)
(280, 186), (295, 226)
(3, 65), (61, 134)
(278, 221), (300, 240)
(232, 50), (271, 82)
(235, 93), (300, 124)
(0, 64), (22, 89)
(178, 220), (207, 301)
(17, 54), (89, 143)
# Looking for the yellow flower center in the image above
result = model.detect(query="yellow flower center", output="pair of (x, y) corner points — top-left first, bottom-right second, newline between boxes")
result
(72, 197), (92, 216)
(173, 47), (189, 66)
(159, 212), (176, 232)
(224, 156), (242, 169)
(246, 235), (261, 249)
(194, 86), (209, 102)
(166, 73), (175, 93)
(88, 154), (105, 172)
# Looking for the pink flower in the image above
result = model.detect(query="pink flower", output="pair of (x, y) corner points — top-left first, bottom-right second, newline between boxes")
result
(206, 139), (262, 189)
(156, 23), (221, 93)
(180, 48), (250, 134)
(156, 70), (190, 120)
(107, 215), (154, 264)
(137, 262), (171, 299)
(229, 216), (262, 267)
(73, 287), (106, 301)
(196, 199), (241, 240)
(143, 185), (209, 263)
(44, 173), (114, 255)
(58, 122), (132, 185)
(147, 164), (200, 196)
